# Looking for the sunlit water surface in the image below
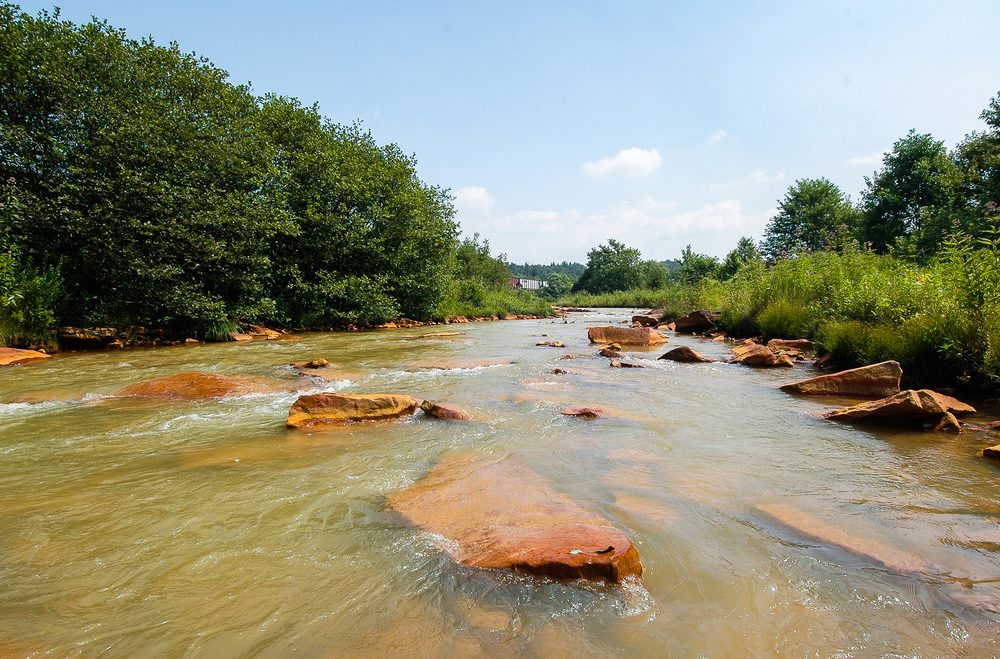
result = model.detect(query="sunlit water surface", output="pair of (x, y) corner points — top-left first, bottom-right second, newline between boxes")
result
(1, 310), (998, 657)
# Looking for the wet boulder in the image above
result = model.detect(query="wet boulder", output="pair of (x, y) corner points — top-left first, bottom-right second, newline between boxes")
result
(984, 445), (1000, 462)
(822, 389), (976, 431)
(587, 326), (667, 346)
(672, 310), (720, 334)
(658, 346), (716, 363)
(729, 343), (795, 367)
(780, 360), (902, 398)
(598, 347), (623, 358)
(286, 393), (419, 429)
(631, 310), (664, 327)
(389, 453), (642, 583)
(0, 347), (52, 367)
(114, 371), (270, 399)
(609, 359), (644, 368)
(420, 400), (472, 421)
(231, 325), (283, 342)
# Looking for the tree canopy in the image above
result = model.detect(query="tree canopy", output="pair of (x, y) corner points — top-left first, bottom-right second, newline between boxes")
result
(761, 178), (859, 261)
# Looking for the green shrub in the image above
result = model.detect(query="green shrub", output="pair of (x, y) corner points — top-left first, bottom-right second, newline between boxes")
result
(756, 300), (820, 340)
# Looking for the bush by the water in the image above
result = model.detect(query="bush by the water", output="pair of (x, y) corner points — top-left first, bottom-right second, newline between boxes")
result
(0, 5), (550, 347)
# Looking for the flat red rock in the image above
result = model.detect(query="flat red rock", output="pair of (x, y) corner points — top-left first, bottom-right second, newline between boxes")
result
(287, 393), (418, 428)
(0, 347), (52, 367)
(766, 338), (815, 353)
(420, 400), (472, 420)
(672, 310), (719, 334)
(587, 326), (667, 346)
(114, 371), (269, 399)
(729, 343), (794, 367)
(389, 454), (642, 583)
(780, 360), (902, 398)
(983, 445), (1000, 462)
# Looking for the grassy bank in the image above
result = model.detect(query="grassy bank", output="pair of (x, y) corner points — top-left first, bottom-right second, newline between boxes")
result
(559, 239), (1000, 391)
(435, 282), (554, 320)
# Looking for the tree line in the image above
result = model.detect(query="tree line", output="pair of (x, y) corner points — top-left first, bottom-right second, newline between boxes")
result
(0, 4), (543, 346)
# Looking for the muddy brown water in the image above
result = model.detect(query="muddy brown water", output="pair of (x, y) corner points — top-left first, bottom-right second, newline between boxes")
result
(1, 309), (999, 656)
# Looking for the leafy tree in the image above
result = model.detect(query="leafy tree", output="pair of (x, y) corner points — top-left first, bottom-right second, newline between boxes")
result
(678, 245), (720, 284)
(719, 236), (763, 279)
(542, 272), (573, 299)
(762, 178), (859, 261)
(572, 239), (645, 293)
(954, 90), (1000, 235)
(860, 130), (960, 257)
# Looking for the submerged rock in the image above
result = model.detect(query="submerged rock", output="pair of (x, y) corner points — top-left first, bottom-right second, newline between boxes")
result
(780, 360), (902, 398)
(672, 310), (719, 334)
(658, 346), (716, 363)
(729, 343), (795, 368)
(587, 326), (667, 346)
(0, 347), (52, 367)
(822, 389), (976, 430)
(755, 502), (933, 576)
(561, 406), (605, 419)
(114, 371), (269, 399)
(609, 359), (644, 368)
(388, 453), (642, 583)
(286, 393), (418, 429)
(420, 400), (472, 421)
(536, 341), (566, 348)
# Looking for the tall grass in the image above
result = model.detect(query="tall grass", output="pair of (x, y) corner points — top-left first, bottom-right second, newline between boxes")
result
(557, 239), (1000, 390)
(435, 282), (554, 320)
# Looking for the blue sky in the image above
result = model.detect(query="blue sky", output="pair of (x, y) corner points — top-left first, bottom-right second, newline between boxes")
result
(21, 1), (1000, 263)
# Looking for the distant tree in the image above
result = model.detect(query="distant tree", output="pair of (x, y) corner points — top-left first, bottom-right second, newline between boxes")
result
(542, 272), (573, 299)
(641, 260), (669, 288)
(719, 236), (763, 279)
(954, 90), (1000, 235)
(572, 239), (644, 293)
(860, 130), (960, 257)
(761, 178), (858, 261)
(678, 245), (720, 284)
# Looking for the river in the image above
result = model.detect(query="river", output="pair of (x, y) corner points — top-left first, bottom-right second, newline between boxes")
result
(1, 309), (998, 656)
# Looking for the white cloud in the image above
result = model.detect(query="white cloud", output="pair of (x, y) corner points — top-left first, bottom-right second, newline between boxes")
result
(705, 129), (727, 145)
(462, 195), (773, 263)
(582, 147), (662, 178)
(453, 186), (494, 220)
(747, 169), (785, 185)
(847, 150), (886, 166)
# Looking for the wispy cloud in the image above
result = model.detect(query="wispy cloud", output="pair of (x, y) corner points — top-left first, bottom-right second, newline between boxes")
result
(705, 129), (727, 146)
(847, 150), (886, 166)
(582, 147), (662, 178)
(705, 169), (785, 190)
(453, 186), (494, 221)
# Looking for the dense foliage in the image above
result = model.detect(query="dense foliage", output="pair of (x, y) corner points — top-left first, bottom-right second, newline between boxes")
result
(0, 4), (546, 346)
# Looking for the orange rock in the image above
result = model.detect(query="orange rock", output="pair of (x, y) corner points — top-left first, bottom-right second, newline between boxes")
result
(114, 371), (269, 399)
(291, 358), (331, 370)
(587, 326), (667, 346)
(231, 325), (283, 341)
(766, 338), (815, 353)
(286, 393), (418, 429)
(656, 322), (676, 331)
(420, 400), (472, 420)
(984, 445), (1000, 462)
(672, 310), (719, 334)
(729, 343), (795, 367)
(755, 502), (933, 576)
(388, 453), (642, 583)
(0, 347), (52, 366)
(536, 341), (566, 347)
(609, 359), (644, 368)
(780, 360), (902, 398)
(631, 311), (663, 327)
(658, 346), (715, 363)
(561, 406), (605, 418)
(599, 347), (623, 358)
(822, 389), (977, 429)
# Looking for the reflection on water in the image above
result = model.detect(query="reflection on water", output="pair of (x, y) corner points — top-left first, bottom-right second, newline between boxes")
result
(1, 309), (998, 656)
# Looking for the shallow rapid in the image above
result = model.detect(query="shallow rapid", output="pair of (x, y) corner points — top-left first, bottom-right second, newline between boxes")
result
(1, 309), (998, 656)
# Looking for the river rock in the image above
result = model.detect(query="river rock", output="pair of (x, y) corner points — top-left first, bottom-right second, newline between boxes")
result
(766, 338), (814, 353)
(672, 310), (720, 334)
(822, 389), (977, 430)
(984, 445), (1000, 462)
(729, 343), (795, 367)
(609, 359), (644, 368)
(286, 393), (418, 429)
(631, 310), (664, 327)
(114, 371), (270, 399)
(420, 400), (472, 421)
(0, 347), (52, 367)
(587, 326), (667, 346)
(231, 325), (283, 342)
(56, 326), (119, 349)
(755, 502), (932, 575)
(658, 346), (715, 363)
(780, 360), (902, 398)
(599, 347), (623, 358)
(388, 453), (642, 583)
(536, 341), (565, 348)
